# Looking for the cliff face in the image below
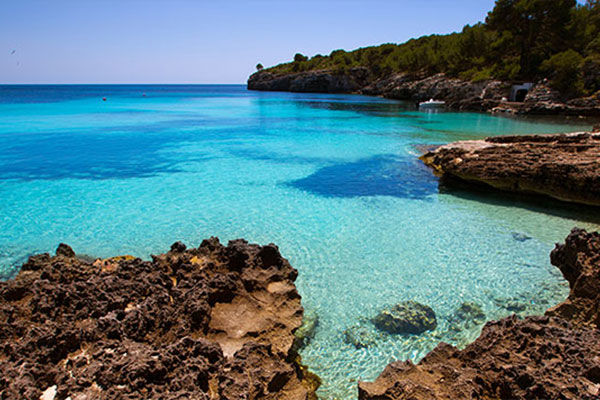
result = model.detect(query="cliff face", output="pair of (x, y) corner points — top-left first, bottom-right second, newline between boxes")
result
(248, 70), (600, 116)
(358, 228), (600, 400)
(420, 132), (600, 207)
(0, 239), (318, 400)
(247, 68), (370, 93)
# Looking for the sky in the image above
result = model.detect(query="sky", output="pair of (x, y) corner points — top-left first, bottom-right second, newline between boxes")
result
(2, 0), (507, 84)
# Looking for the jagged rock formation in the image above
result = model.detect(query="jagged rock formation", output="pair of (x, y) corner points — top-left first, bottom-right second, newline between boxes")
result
(358, 228), (600, 400)
(420, 132), (600, 207)
(0, 239), (319, 400)
(248, 70), (600, 116)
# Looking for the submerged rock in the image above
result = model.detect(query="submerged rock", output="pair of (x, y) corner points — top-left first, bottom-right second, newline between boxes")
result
(371, 301), (437, 335)
(0, 239), (319, 400)
(452, 301), (486, 326)
(293, 309), (319, 351)
(343, 324), (379, 349)
(358, 228), (600, 400)
(512, 232), (533, 242)
(421, 132), (600, 206)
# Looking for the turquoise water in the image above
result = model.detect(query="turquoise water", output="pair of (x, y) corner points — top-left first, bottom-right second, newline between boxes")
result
(0, 85), (598, 399)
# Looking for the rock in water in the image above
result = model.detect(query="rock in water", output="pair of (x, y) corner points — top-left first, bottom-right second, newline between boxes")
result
(371, 301), (437, 334)
(0, 239), (319, 400)
(293, 309), (319, 351)
(343, 324), (379, 349)
(420, 132), (600, 206)
(451, 301), (486, 327)
(358, 228), (600, 400)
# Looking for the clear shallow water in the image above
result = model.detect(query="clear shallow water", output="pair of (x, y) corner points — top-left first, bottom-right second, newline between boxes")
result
(0, 85), (598, 399)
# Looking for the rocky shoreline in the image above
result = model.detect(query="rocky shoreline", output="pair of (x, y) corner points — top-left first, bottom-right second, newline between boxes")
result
(358, 228), (600, 400)
(420, 131), (600, 207)
(0, 239), (319, 400)
(248, 70), (600, 116)
(1, 230), (599, 399)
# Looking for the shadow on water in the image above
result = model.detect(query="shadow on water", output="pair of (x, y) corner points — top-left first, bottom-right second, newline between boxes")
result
(438, 177), (600, 225)
(299, 99), (418, 117)
(287, 155), (438, 199)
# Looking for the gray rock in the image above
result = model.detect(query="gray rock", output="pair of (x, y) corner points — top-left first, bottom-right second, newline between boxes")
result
(372, 301), (437, 335)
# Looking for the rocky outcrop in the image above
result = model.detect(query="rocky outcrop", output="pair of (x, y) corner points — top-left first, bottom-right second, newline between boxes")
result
(420, 132), (600, 206)
(0, 240), (319, 399)
(372, 301), (438, 335)
(248, 69), (600, 115)
(491, 84), (600, 116)
(247, 68), (370, 93)
(363, 73), (508, 111)
(358, 228), (600, 400)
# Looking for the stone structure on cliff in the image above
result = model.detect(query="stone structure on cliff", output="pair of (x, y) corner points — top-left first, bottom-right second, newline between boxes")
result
(358, 228), (600, 400)
(420, 132), (600, 207)
(248, 70), (600, 116)
(0, 239), (319, 400)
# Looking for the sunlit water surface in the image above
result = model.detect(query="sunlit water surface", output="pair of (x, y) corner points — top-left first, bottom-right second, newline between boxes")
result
(1, 85), (598, 399)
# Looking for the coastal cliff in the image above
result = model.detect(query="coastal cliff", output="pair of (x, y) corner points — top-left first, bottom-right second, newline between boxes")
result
(359, 228), (600, 400)
(248, 70), (600, 116)
(0, 240), (319, 400)
(420, 132), (600, 206)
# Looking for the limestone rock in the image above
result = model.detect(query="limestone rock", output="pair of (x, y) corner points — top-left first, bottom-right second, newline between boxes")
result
(421, 132), (600, 206)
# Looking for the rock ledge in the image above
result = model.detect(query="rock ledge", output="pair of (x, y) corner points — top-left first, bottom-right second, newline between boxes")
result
(421, 132), (600, 206)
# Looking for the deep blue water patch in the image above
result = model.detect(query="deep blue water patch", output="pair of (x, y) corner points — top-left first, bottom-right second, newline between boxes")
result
(288, 155), (438, 199)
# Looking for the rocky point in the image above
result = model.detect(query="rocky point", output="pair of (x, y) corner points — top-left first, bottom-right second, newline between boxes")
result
(0, 239), (319, 400)
(420, 132), (600, 207)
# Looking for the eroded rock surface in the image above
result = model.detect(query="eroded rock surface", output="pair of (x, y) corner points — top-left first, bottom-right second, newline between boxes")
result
(358, 228), (600, 400)
(421, 132), (600, 206)
(0, 239), (319, 399)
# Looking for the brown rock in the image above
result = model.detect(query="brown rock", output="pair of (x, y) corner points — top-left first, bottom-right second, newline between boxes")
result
(0, 239), (318, 399)
(358, 228), (600, 400)
(420, 132), (600, 206)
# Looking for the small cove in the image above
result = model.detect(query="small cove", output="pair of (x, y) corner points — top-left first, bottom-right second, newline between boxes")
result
(0, 85), (598, 399)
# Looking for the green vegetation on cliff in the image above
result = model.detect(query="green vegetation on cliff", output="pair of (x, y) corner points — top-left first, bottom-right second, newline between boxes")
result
(262, 0), (600, 99)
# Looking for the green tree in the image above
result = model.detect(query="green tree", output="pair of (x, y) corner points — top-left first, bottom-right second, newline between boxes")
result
(541, 49), (584, 98)
(294, 53), (308, 62)
(486, 0), (576, 77)
(256, 63), (264, 71)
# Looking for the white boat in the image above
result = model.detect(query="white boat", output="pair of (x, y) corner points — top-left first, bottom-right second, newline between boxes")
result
(419, 98), (446, 108)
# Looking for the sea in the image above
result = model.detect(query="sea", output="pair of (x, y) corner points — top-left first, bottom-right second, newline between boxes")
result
(1, 84), (598, 399)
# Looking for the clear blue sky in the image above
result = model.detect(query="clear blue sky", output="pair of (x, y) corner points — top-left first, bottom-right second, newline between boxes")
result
(2, 0), (507, 84)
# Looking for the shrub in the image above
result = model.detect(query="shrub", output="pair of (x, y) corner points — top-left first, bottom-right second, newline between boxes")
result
(541, 50), (584, 98)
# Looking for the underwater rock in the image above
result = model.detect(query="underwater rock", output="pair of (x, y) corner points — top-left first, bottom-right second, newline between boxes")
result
(421, 132), (600, 206)
(512, 232), (532, 242)
(372, 301), (437, 335)
(450, 301), (486, 328)
(293, 309), (319, 351)
(492, 296), (530, 314)
(0, 239), (319, 399)
(358, 228), (600, 400)
(343, 324), (379, 349)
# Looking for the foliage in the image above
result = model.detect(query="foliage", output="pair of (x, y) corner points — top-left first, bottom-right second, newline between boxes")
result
(541, 50), (584, 97)
(256, 63), (264, 71)
(261, 0), (600, 98)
